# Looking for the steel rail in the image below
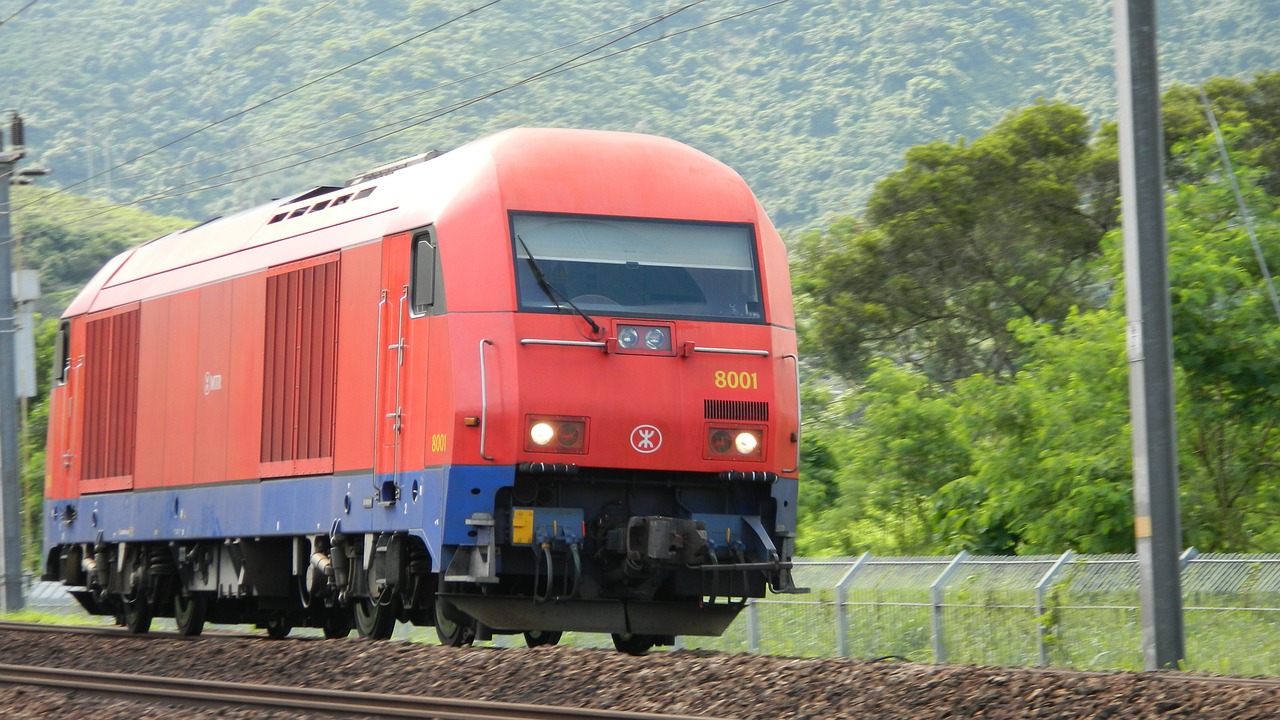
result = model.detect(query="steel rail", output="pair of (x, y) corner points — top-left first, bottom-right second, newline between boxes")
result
(0, 662), (733, 720)
(0, 620), (256, 640)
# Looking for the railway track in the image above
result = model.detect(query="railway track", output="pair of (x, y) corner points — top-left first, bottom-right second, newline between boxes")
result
(0, 662), (732, 720)
(4, 620), (1279, 719)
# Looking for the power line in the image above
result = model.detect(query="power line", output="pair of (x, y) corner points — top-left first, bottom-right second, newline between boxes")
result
(1200, 88), (1280, 324)
(68, 10), (677, 194)
(0, 0), (38, 28)
(19, 0), (503, 212)
(143, 0), (788, 203)
(47, 0), (339, 156)
(32, 0), (789, 228)
(46, 0), (709, 220)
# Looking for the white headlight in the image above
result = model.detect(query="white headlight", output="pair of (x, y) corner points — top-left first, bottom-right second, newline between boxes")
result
(618, 327), (639, 348)
(530, 422), (555, 446)
(734, 432), (759, 455)
(644, 328), (667, 350)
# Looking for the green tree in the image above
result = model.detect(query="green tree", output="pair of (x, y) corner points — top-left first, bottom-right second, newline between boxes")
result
(799, 102), (1118, 383)
(935, 310), (1134, 554)
(20, 318), (58, 572)
(805, 361), (970, 555)
(795, 75), (1280, 556)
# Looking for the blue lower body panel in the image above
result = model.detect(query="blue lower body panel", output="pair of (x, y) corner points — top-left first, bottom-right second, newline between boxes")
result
(43, 465), (515, 573)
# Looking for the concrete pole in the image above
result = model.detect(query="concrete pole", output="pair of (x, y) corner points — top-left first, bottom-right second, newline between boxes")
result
(1114, 0), (1184, 670)
(0, 140), (26, 612)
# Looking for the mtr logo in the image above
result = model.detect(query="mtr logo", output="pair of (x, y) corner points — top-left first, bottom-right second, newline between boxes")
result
(630, 425), (662, 454)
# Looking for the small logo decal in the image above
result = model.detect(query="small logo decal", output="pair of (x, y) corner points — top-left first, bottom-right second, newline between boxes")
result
(203, 372), (223, 395)
(630, 425), (662, 454)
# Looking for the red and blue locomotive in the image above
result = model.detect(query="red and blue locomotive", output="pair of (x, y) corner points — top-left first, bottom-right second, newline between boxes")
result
(42, 128), (802, 653)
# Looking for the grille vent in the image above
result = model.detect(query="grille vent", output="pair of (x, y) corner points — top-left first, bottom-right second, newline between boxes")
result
(704, 400), (769, 422)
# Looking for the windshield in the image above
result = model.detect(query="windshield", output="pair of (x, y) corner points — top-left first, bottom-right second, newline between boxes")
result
(512, 213), (764, 323)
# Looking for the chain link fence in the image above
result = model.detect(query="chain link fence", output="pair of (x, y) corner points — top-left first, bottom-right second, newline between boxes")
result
(23, 553), (1280, 672)
(680, 551), (1280, 674)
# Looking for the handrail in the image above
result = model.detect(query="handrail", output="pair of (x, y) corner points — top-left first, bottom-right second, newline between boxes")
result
(61, 357), (81, 469)
(371, 290), (388, 485)
(479, 339), (494, 461)
(693, 346), (769, 357)
(519, 338), (607, 349)
(782, 353), (801, 473)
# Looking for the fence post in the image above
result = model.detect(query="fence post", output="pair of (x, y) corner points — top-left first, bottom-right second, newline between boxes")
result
(1179, 546), (1198, 570)
(836, 552), (871, 658)
(1035, 550), (1075, 666)
(747, 598), (761, 654)
(931, 551), (969, 663)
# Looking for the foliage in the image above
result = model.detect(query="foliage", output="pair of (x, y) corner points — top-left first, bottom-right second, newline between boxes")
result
(797, 73), (1280, 557)
(1, 1), (1277, 233)
(797, 102), (1117, 382)
(20, 318), (59, 572)
(802, 361), (970, 556)
(936, 310), (1135, 554)
(11, 186), (191, 316)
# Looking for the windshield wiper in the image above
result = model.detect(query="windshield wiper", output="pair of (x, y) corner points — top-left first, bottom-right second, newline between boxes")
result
(516, 235), (602, 335)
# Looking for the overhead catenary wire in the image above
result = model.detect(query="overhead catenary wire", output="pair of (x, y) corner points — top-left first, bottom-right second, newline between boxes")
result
(64, 9), (682, 194)
(0, 0), (38, 28)
(36, 0), (339, 164)
(16, 0), (504, 213)
(36, 0), (714, 222)
(37, 0), (788, 229)
(1199, 88), (1280, 324)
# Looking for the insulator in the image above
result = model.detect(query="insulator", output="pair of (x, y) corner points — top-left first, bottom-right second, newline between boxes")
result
(10, 115), (22, 148)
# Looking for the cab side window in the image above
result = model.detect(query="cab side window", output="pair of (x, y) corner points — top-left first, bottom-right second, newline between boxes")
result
(54, 322), (70, 385)
(410, 227), (444, 315)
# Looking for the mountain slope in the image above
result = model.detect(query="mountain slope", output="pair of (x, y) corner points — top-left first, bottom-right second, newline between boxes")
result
(2, 0), (1278, 230)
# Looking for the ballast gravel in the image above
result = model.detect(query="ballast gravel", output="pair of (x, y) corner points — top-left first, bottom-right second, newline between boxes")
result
(0, 626), (1277, 718)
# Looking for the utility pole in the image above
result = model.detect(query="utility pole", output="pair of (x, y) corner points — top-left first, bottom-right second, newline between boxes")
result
(1114, 0), (1185, 669)
(0, 111), (27, 612)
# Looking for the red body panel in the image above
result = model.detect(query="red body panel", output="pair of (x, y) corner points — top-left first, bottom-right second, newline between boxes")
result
(332, 243), (381, 474)
(161, 292), (200, 489)
(194, 282), (233, 486)
(133, 299), (169, 490)
(226, 276), (267, 480)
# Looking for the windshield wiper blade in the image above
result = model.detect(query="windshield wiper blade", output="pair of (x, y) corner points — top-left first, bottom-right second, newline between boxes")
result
(516, 235), (602, 335)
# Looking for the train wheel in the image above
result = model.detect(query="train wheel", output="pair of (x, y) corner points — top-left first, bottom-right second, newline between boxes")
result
(611, 633), (655, 656)
(265, 617), (292, 640)
(323, 611), (352, 639)
(173, 594), (206, 637)
(353, 598), (396, 640)
(123, 597), (152, 635)
(434, 597), (475, 647)
(523, 630), (562, 648)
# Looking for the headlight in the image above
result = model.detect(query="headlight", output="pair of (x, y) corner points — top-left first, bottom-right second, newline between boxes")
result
(526, 416), (588, 454)
(618, 327), (639, 349)
(705, 425), (764, 461)
(557, 422), (581, 447)
(644, 327), (669, 351)
(709, 429), (733, 454)
(530, 422), (555, 446)
(613, 323), (675, 355)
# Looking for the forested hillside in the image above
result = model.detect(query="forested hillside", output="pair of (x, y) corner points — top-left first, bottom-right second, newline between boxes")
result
(4, 0), (1279, 231)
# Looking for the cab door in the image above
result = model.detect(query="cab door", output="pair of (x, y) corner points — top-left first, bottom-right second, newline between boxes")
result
(373, 228), (438, 501)
(374, 234), (411, 502)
